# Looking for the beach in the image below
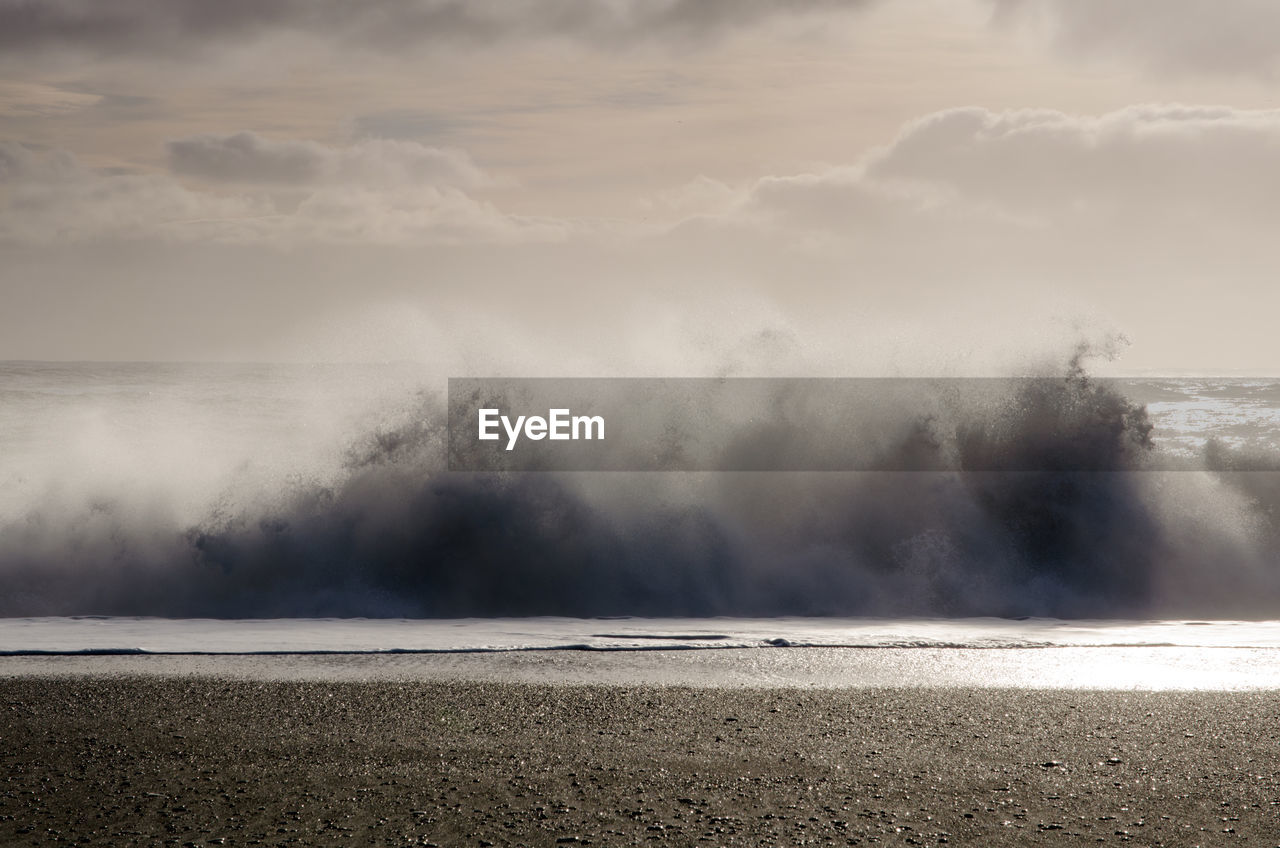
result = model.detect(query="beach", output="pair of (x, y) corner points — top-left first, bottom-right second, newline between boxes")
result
(8, 3), (1280, 847)
(4, 668), (1278, 846)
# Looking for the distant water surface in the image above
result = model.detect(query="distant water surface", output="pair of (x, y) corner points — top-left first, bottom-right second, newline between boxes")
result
(6, 615), (1280, 654)
(2, 617), (1280, 691)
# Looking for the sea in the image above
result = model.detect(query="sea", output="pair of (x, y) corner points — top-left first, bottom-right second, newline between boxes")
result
(3, 361), (1280, 688)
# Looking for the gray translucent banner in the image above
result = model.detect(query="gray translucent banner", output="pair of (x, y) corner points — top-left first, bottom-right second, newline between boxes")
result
(446, 377), (1280, 472)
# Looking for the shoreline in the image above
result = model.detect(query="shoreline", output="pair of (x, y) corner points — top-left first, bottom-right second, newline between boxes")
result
(4, 644), (1280, 689)
(3, 676), (1278, 846)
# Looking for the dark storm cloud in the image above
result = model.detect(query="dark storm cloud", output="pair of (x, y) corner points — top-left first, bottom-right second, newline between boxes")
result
(0, 0), (875, 58)
(992, 0), (1280, 77)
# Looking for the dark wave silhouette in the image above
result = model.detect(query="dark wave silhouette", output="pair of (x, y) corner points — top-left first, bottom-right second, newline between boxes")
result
(2, 349), (1279, 618)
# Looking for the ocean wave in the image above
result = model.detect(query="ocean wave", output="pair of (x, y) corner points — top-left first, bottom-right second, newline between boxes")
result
(2, 347), (1280, 618)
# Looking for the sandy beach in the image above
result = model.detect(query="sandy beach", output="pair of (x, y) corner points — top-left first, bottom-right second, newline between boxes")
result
(3, 674), (1278, 846)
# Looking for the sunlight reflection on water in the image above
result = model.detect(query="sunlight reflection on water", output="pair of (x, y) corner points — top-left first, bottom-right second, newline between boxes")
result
(5, 645), (1280, 690)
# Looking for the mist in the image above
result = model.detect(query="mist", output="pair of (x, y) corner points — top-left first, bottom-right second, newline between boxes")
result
(2, 339), (1278, 620)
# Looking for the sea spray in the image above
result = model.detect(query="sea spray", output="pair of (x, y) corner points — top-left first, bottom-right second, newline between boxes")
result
(1, 352), (1279, 618)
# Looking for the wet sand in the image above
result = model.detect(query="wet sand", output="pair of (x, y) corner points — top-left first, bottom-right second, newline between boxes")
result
(3, 677), (1278, 846)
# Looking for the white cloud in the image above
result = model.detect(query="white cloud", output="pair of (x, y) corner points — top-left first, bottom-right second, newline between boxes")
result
(740, 104), (1280, 235)
(994, 0), (1280, 77)
(10, 105), (1280, 252)
(658, 103), (1280, 365)
(285, 186), (568, 244)
(640, 175), (744, 221)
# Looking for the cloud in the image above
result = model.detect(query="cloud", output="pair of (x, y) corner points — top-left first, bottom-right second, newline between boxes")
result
(284, 186), (568, 244)
(11, 105), (1280, 251)
(667, 102), (1280, 347)
(0, 139), (548, 245)
(0, 142), (270, 243)
(641, 175), (744, 220)
(349, 110), (463, 143)
(0, 140), (81, 182)
(167, 132), (488, 188)
(993, 0), (1280, 77)
(741, 104), (1280, 235)
(0, 0), (876, 60)
(0, 81), (101, 117)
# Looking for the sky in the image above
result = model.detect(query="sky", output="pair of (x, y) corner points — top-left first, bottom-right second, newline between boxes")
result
(3, 0), (1280, 373)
